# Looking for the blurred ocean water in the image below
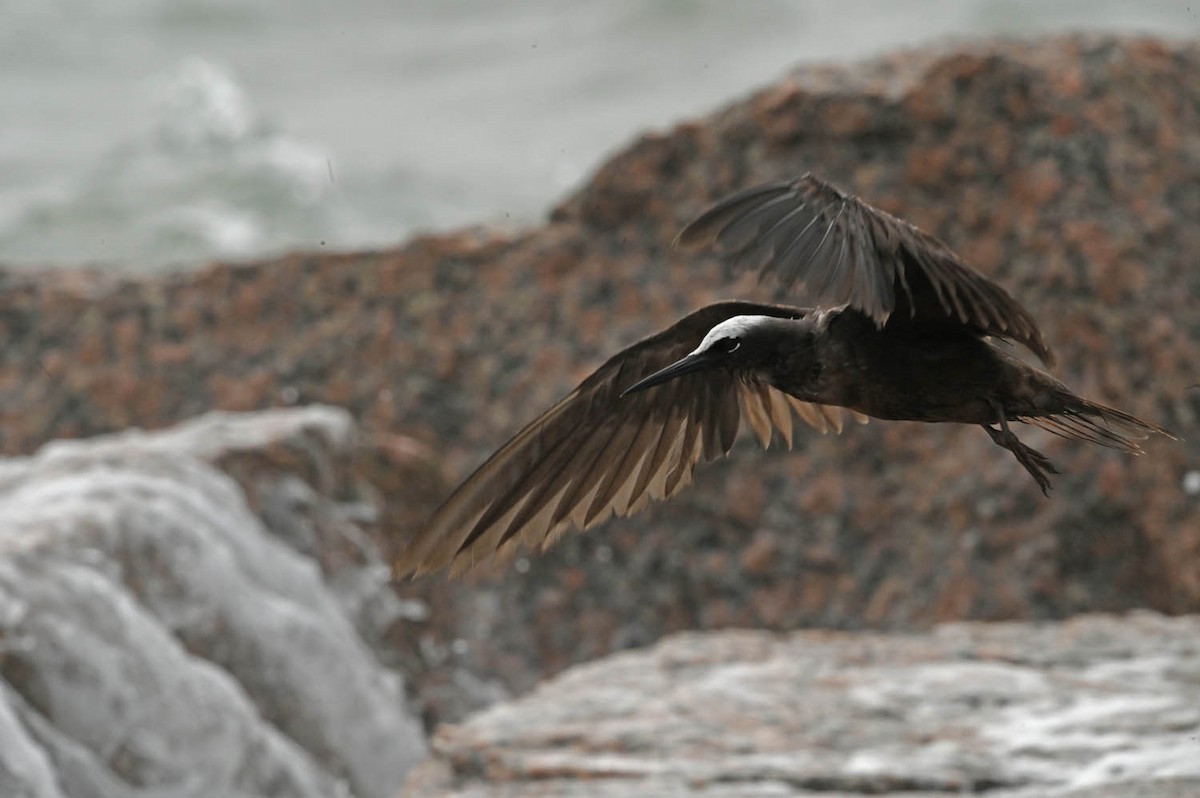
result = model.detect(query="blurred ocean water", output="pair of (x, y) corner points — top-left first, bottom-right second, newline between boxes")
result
(1, 0), (1196, 272)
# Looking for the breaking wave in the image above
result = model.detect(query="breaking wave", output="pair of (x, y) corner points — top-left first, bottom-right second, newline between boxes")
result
(1, 58), (337, 271)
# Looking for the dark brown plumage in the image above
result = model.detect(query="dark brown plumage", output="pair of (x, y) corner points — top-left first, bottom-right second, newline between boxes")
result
(396, 173), (1172, 577)
(676, 176), (1054, 365)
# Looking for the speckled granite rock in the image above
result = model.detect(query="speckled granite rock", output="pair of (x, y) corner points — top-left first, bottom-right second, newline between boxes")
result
(0, 407), (427, 798)
(402, 612), (1200, 798)
(1, 35), (1199, 725)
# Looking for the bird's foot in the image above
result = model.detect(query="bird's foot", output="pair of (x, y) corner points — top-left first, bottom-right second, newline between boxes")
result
(1011, 438), (1060, 496)
(984, 424), (1060, 496)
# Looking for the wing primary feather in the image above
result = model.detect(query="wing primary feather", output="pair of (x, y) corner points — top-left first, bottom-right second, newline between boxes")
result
(696, 377), (720, 462)
(482, 427), (601, 552)
(739, 383), (774, 448)
(550, 416), (640, 530)
(716, 193), (803, 253)
(828, 219), (853, 306)
(747, 204), (813, 283)
(716, 380), (742, 454)
(821, 403), (845, 434)
(772, 215), (826, 289)
(451, 414), (585, 557)
(480, 394), (630, 554)
(609, 445), (650, 517)
(765, 387), (795, 447)
(674, 184), (793, 248)
(788, 399), (829, 434)
(848, 224), (871, 314)
(666, 400), (704, 496)
(755, 381), (782, 442)
(585, 406), (661, 524)
(810, 203), (845, 270)
(806, 201), (849, 303)
(631, 384), (687, 501)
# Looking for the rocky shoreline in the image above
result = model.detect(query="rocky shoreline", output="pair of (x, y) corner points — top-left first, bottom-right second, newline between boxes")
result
(405, 612), (1200, 798)
(2, 406), (1195, 797)
(1, 33), (1199, 798)
(0, 407), (427, 797)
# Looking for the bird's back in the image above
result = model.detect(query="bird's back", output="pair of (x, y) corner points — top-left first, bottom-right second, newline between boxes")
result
(801, 310), (1017, 426)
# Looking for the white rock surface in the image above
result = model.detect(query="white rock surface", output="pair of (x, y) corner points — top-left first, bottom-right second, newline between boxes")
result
(0, 407), (426, 798)
(406, 613), (1200, 797)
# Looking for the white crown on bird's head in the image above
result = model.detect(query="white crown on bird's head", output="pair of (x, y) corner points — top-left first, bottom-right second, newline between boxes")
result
(693, 315), (777, 355)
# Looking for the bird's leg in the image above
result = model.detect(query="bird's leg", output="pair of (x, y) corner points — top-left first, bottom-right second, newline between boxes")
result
(981, 401), (1060, 496)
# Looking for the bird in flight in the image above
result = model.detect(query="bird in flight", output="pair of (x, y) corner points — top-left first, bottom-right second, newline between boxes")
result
(396, 174), (1172, 577)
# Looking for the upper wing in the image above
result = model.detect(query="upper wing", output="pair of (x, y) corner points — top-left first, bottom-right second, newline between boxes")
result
(676, 173), (1054, 365)
(395, 301), (864, 577)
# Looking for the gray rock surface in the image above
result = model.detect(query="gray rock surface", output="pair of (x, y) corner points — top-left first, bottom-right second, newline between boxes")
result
(405, 612), (1200, 797)
(0, 407), (426, 798)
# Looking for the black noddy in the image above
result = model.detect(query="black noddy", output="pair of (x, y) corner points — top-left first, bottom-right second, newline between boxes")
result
(396, 173), (1173, 577)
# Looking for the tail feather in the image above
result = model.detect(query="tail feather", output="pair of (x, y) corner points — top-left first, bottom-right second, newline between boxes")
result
(1020, 394), (1174, 454)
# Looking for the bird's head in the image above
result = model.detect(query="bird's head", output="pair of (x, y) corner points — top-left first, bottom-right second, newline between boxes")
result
(621, 314), (796, 397)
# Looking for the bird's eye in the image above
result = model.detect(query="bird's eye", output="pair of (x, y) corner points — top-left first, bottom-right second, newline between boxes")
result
(722, 338), (741, 353)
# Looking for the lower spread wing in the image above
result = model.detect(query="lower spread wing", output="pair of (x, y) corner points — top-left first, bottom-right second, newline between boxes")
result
(395, 301), (863, 577)
(676, 173), (1054, 366)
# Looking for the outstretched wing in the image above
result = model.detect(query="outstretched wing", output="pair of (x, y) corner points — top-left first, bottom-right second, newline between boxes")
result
(676, 173), (1054, 365)
(396, 301), (864, 577)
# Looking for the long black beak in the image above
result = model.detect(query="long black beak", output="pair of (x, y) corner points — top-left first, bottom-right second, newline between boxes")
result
(620, 351), (712, 397)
